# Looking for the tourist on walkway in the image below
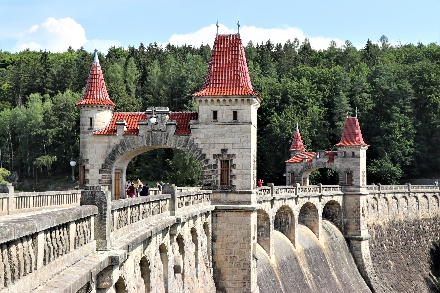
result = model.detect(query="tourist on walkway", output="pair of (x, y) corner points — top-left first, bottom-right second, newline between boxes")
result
(156, 181), (162, 194)
(258, 179), (264, 187)
(140, 183), (149, 196)
(127, 183), (136, 198)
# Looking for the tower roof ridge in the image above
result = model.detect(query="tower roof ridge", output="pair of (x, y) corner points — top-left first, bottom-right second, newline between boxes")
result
(193, 34), (261, 100)
(335, 117), (368, 147)
(76, 51), (116, 107)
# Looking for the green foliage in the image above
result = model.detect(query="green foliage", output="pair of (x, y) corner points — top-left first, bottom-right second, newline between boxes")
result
(34, 155), (57, 174)
(0, 168), (10, 184)
(1, 38), (440, 185)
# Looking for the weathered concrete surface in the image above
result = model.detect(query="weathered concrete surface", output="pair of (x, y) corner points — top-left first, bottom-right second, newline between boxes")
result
(368, 216), (440, 293)
(257, 221), (371, 293)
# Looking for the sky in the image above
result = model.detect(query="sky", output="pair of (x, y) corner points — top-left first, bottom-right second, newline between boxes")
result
(1, 0), (440, 53)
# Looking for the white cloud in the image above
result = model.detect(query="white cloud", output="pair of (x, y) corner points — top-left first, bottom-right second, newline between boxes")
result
(13, 17), (120, 53)
(168, 24), (345, 50)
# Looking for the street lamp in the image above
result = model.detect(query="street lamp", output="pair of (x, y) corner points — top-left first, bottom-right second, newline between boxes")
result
(149, 107), (157, 124)
(70, 153), (76, 182)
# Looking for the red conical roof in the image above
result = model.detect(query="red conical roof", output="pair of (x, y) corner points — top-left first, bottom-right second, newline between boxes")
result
(76, 52), (116, 107)
(335, 117), (368, 147)
(289, 127), (306, 151)
(193, 34), (261, 100)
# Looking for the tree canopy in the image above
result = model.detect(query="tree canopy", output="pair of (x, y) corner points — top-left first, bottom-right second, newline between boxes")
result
(0, 37), (439, 186)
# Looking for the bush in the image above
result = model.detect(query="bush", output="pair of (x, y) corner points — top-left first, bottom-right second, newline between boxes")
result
(0, 168), (11, 184)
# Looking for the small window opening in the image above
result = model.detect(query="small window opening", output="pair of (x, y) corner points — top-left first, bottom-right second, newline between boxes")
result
(212, 111), (218, 121)
(346, 173), (352, 185)
(89, 118), (93, 128)
(352, 152), (355, 157)
(220, 160), (230, 187)
(233, 111), (237, 121)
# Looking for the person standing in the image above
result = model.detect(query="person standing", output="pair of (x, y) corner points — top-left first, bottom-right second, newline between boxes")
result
(257, 179), (264, 187)
(156, 181), (162, 194)
(140, 183), (149, 196)
(127, 183), (136, 198)
(137, 179), (143, 195)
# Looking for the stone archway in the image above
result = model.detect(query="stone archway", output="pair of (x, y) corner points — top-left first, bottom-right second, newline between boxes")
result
(257, 209), (272, 256)
(98, 134), (211, 198)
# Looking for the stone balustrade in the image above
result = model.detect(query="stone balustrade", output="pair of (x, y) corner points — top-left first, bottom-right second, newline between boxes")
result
(256, 184), (342, 201)
(0, 206), (97, 292)
(174, 187), (211, 214)
(366, 184), (439, 192)
(0, 184), (81, 216)
(110, 194), (171, 240)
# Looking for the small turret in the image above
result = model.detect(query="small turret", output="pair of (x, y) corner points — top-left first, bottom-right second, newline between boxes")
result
(289, 123), (306, 157)
(76, 50), (115, 133)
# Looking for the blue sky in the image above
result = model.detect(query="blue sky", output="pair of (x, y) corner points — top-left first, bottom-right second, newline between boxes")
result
(1, 0), (440, 53)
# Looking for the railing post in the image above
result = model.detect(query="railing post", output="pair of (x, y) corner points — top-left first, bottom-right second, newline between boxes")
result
(7, 183), (14, 215)
(407, 183), (411, 191)
(378, 183), (381, 192)
(267, 183), (274, 197)
(163, 184), (177, 215)
(318, 183), (323, 194)
(80, 186), (112, 250)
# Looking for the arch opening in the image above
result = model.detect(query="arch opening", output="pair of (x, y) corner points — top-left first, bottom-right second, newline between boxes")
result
(159, 244), (169, 293)
(322, 200), (342, 232)
(257, 209), (271, 255)
(175, 234), (185, 278)
(115, 276), (127, 293)
(274, 205), (295, 247)
(140, 257), (151, 293)
(191, 228), (199, 277)
(298, 202), (319, 238)
(203, 221), (211, 266)
(113, 146), (203, 199)
(308, 168), (339, 185)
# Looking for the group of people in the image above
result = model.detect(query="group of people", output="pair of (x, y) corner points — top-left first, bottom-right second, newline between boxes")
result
(126, 179), (164, 198)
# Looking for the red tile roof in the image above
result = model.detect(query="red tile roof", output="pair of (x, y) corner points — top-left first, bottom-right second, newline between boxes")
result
(94, 112), (146, 135)
(285, 151), (337, 163)
(289, 129), (306, 151)
(169, 112), (198, 135)
(193, 34), (261, 100)
(286, 152), (316, 163)
(76, 53), (116, 107)
(335, 117), (368, 147)
(93, 111), (198, 136)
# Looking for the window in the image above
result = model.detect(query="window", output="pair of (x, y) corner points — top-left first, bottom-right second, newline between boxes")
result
(290, 173), (295, 185)
(352, 152), (355, 157)
(220, 160), (230, 186)
(89, 118), (93, 128)
(346, 172), (352, 185)
(212, 111), (217, 121)
(232, 111), (237, 121)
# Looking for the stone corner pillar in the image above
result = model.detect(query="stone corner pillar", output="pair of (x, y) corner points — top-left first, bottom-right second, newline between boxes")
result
(343, 187), (379, 291)
(80, 185), (112, 250)
(212, 198), (259, 293)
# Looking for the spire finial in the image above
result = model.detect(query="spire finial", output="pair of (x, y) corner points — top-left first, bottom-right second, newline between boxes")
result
(355, 107), (358, 118)
(93, 49), (99, 63)
(216, 20), (219, 35)
(237, 20), (240, 35)
(296, 122), (299, 131)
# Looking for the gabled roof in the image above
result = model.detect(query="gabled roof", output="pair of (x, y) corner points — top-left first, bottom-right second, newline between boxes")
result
(335, 117), (368, 147)
(193, 34), (261, 100)
(285, 151), (337, 163)
(93, 112), (198, 135)
(289, 127), (306, 151)
(76, 51), (116, 107)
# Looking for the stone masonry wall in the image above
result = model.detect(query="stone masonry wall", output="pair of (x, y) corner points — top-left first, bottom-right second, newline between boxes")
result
(368, 216), (440, 292)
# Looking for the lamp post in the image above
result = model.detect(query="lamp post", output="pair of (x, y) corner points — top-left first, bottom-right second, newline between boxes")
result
(149, 107), (157, 124)
(70, 153), (76, 182)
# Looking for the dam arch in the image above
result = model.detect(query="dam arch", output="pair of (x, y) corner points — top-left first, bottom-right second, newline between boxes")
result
(322, 200), (342, 232)
(257, 209), (272, 256)
(298, 202), (320, 238)
(274, 205), (296, 247)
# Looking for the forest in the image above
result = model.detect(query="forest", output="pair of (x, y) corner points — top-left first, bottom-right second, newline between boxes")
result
(0, 35), (439, 186)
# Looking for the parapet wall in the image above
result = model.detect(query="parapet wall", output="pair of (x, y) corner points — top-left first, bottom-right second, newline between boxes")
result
(364, 185), (440, 292)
